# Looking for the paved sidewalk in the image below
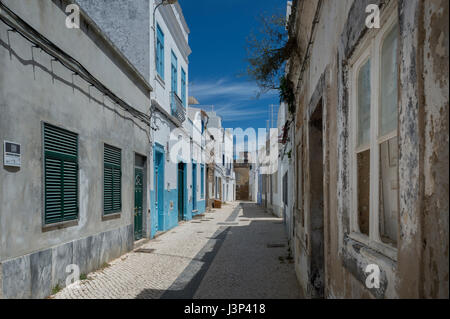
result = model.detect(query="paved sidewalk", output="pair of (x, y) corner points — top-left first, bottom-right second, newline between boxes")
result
(52, 202), (302, 299)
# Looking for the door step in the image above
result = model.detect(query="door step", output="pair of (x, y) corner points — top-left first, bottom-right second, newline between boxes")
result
(134, 248), (155, 254)
(153, 230), (168, 239)
(133, 238), (149, 249)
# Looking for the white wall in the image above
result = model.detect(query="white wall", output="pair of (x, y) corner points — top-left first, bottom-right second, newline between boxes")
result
(150, 0), (190, 116)
(149, 0), (191, 195)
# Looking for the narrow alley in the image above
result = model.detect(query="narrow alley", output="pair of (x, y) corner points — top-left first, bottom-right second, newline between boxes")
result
(1, 0), (448, 302)
(52, 202), (301, 299)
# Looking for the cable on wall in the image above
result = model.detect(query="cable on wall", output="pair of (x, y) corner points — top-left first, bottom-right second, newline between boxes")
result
(0, 1), (150, 126)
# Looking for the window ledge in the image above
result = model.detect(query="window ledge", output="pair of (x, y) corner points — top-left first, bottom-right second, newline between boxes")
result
(342, 234), (397, 299)
(347, 232), (397, 262)
(42, 219), (78, 232)
(156, 74), (165, 88)
(102, 212), (121, 221)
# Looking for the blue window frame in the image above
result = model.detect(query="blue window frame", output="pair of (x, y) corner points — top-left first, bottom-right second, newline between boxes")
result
(171, 50), (178, 94)
(171, 51), (178, 113)
(156, 24), (164, 80)
(181, 68), (186, 107)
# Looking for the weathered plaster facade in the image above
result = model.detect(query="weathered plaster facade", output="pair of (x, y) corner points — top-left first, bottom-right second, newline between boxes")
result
(0, 0), (152, 298)
(287, 0), (448, 298)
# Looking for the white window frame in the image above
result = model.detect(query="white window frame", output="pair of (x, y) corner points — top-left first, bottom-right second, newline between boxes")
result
(348, 2), (398, 261)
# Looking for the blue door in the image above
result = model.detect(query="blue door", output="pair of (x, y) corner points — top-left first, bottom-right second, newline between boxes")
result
(178, 162), (185, 222)
(154, 149), (164, 231)
(192, 163), (197, 211)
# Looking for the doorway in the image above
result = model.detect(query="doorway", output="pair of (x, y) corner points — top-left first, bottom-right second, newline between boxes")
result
(309, 100), (324, 298)
(154, 146), (165, 232)
(134, 167), (144, 240)
(192, 163), (197, 211)
(178, 162), (186, 221)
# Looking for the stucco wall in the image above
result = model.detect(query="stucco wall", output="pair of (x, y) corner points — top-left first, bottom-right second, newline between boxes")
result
(75, 0), (150, 82)
(151, 0), (190, 116)
(421, 0), (449, 298)
(289, 0), (448, 299)
(0, 0), (151, 298)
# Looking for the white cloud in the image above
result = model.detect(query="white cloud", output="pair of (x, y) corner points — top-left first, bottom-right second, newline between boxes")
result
(189, 78), (276, 103)
(213, 104), (269, 122)
(189, 78), (277, 123)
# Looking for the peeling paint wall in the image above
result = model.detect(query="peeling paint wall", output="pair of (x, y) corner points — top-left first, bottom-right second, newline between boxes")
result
(421, 0), (449, 299)
(288, 0), (449, 299)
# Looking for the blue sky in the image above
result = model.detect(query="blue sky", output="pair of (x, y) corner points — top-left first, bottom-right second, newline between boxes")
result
(179, 0), (285, 131)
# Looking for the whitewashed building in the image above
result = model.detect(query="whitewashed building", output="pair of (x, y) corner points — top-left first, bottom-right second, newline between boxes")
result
(149, 0), (196, 233)
(205, 111), (235, 205)
(187, 106), (208, 216)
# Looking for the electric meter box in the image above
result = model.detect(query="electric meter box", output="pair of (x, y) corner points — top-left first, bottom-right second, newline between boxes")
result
(4, 141), (21, 167)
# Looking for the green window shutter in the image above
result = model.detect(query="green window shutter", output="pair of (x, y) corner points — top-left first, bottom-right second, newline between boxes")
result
(104, 144), (121, 214)
(44, 123), (78, 224)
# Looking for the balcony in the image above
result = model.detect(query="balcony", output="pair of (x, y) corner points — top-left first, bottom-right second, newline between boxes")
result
(171, 91), (186, 123)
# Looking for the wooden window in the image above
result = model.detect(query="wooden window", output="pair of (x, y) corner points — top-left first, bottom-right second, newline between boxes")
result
(171, 50), (178, 94)
(156, 24), (165, 80)
(356, 59), (371, 236)
(349, 4), (399, 256)
(181, 68), (187, 107)
(43, 123), (78, 224)
(104, 144), (122, 214)
(378, 23), (399, 246)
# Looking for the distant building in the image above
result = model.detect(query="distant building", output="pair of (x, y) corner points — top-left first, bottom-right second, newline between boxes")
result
(187, 106), (208, 217)
(234, 156), (250, 201)
(204, 111), (235, 208)
(234, 151), (258, 202)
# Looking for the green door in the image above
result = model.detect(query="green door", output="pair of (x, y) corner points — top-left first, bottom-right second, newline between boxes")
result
(134, 168), (143, 240)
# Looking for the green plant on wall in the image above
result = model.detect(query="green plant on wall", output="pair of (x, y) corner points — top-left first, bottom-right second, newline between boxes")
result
(279, 76), (295, 115)
(245, 12), (299, 113)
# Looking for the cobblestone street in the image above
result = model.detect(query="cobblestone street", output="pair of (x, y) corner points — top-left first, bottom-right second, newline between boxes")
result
(52, 202), (301, 299)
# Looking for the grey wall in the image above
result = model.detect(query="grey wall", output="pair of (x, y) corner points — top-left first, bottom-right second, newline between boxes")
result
(0, 0), (151, 298)
(76, 0), (150, 82)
